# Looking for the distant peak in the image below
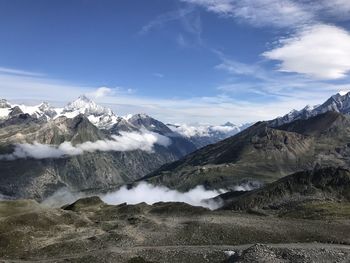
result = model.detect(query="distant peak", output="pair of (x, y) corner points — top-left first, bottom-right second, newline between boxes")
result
(331, 93), (342, 100)
(0, 99), (11, 108)
(133, 113), (150, 119)
(223, 121), (235, 127)
(338, 90), (350, 96)
(39, 101), (50, 108)
(64, 95), (114, 117)
(77, 95), (92, 102)
(302, 105), (317, 111)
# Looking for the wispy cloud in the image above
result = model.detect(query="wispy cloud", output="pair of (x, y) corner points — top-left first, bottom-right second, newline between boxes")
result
(180, 0), (313, 28)
(0, 67), (44, 77)
(140, 6), (203, 48)
(180, 0), (350, 28)
(153, 72), (164, 78)
(139, 8), (194, 35)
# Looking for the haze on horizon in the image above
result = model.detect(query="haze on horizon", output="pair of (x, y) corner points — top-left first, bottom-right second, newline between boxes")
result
(1, 0), (350, 124)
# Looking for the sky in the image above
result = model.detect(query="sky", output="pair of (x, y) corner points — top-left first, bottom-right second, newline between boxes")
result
(1, 0), (350, 124)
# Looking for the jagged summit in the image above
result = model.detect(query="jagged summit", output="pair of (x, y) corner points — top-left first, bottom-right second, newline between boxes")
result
(130, 113), (151, 119)
(0, 99), (10, 108)
(271, 91), (350, 126)
(128, 113), (172, 134)
(63, 95), (114, 116)
(60, 95), (118, 129)
(223, 121), (235, 127)
(167, 122), (246, 148)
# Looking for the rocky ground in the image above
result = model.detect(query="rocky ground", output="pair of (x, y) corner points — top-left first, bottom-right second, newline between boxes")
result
(0, 197), (350, 262)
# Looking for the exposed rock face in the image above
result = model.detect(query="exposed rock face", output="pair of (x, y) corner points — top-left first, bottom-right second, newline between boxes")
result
(0, 114), (194, 200)
(270, 91), (350, 126)
(221, 167), (350, 211)
(8, 106), (24, 118)
(0, 99), (11, 108)
(167, 122), (251, 148)
(144, 112), (350, 190)
(1, 197), (349, 262)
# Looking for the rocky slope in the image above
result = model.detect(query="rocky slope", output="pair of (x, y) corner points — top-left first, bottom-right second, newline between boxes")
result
(220, 167), (350, 212)
(168, 122), (251, 148)
(271, 91), (350, 126)
(144, 111), (350, 190)
(0, 96), (245, 146)
(0, 196), (349, 262)
(0, 100), (197, 200)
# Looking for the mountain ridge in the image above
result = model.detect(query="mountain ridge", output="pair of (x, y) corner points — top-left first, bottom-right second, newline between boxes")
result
(144, 111), (350, 190)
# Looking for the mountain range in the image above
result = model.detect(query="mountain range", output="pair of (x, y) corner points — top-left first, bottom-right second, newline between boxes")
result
(0, 95), (246, 200)
(271, 92), (350, 126)
(144, 92), (350, 191)
(2, 91), (350, 199)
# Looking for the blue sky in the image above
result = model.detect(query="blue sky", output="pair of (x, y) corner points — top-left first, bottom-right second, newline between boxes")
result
(1, 0), (350, 124)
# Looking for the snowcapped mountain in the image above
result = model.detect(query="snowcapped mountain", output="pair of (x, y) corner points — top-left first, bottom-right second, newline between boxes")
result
(62, 95), (113, 117)
(1, 95), (251, 148)
(0, 96), (249, 148)
(0, 96), (119, 129)
(61, 95), (118, 129)
(271, 91), (350, 126)
(167, 122), (250, 148)
(128, 113), (174, 135)
(0, 99), (11, 119)
(0, 99), (59, 121)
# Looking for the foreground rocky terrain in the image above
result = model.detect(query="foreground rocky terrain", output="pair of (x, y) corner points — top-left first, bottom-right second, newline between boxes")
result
(1, 167), (350, 262)
(0, 196), (349, 263)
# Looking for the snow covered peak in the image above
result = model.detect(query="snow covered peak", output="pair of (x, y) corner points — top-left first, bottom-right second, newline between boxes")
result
(223, 121), (235, 127)
(272, 91), (350, 126)
(0, 99), (10, 109)
(0, 99), (11, 119)
(302, 105), (315, 111)
(63, 95), (113, 116)
(129, 113), (151, 120)
(60, 96), (118, 129)
(0, 100), (60, 121)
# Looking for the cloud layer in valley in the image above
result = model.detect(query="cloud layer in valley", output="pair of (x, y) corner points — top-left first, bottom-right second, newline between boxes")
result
(0, 131), (171, 160)
(41, 183), (226, 210)
(101, 182), (225, 210)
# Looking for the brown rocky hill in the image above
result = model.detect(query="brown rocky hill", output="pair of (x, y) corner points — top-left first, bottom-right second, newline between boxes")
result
(144, 112), (350, 190)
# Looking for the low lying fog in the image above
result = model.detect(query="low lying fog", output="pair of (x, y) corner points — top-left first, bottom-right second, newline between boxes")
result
(0, 130), (171, 160)
(102, 183), (225, 210)
(42, 182), (227, 210)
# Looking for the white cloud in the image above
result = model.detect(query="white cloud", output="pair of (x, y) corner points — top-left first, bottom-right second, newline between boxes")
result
(42, 183), (226, 210)
(0, 67), (44, 77)
(101, 182), (225, 210)
(0, 131), (171, 160)
(88, 87), (113, 98)
(139, 8), (194, 35)
(180, 0), (350, 28)
(153, 73), (164, 78)
(263, 24), (350, 80)
(181, 0), (313, 28)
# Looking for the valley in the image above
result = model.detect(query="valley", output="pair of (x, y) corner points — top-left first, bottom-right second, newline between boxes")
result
(1, 92), (350, 262)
